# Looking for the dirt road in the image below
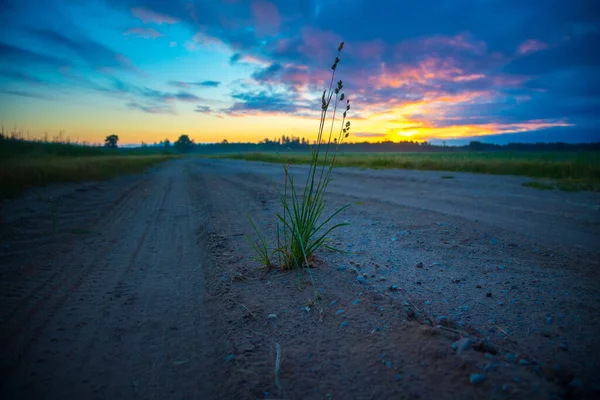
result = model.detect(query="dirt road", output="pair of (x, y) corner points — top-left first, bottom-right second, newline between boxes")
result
(1, 158), (599, 399)
(0, 161), (217, 399)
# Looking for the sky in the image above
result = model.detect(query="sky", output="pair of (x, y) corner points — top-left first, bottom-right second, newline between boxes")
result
(0, 0), (599, 145)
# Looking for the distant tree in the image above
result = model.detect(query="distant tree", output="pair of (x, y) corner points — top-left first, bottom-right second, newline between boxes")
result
(164, 139), (171, 148)
(104, 134), (119, 148)
(221, 139), (229, 145)
(174, 134), (194, 153)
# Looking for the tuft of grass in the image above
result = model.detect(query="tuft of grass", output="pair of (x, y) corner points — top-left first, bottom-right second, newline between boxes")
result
(0, 155), (175, 197)
(522, 180), (554, 190)
(441, 175), (454, 179)
(248, 42), (351, 271)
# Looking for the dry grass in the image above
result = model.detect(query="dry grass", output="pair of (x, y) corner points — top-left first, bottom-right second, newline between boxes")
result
(1, 155), (175, 197)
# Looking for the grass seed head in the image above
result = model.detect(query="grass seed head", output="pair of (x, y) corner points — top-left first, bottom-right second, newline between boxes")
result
(331, 56), (340, 70)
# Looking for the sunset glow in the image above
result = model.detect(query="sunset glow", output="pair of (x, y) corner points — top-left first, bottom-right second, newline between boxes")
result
(0, 0), (598, 145)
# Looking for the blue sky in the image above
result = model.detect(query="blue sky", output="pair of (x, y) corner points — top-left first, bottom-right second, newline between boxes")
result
(0, 0), (598, 144)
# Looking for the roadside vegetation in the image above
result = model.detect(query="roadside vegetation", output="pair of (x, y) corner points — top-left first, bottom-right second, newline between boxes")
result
(216, 151), (600, 191)
(0, 131), (176, 197)
(248, 42), (351, 271)
(522, 180), (555, 190)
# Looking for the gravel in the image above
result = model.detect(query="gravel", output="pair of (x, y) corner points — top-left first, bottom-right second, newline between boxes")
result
(469, 374), (486, 384)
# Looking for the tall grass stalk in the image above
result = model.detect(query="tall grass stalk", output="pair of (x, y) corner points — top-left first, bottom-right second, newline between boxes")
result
(248, 42), (351, 271)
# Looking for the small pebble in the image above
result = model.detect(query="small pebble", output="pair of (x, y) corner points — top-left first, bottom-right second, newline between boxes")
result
(395, 373), (403, 381)
(330, 300), (338, 306)
(416, 262), (424, 268)
(355, 276), (366, 284)
(569, 378), (583, 389)
(352, 299), (360, 305)
(486, 292), (492, 298)
(452, 338), (473, 354)
(505, 353), (518, 363)
(436, 315), (449, 326)
(483, 363), (496, 372)
(335, 309), (345, 315)
(389, 285), (399, 292)
(267, 314), (277, 319)
(519, 359), (531, 366)
(559, 342), (568, 351)
(546, 317), (553, 324)
(340, 321), (348, 328)
(470, 373), (485, 384)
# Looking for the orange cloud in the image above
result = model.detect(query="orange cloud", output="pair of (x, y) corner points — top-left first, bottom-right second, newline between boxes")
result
(370, 58), (486, 89)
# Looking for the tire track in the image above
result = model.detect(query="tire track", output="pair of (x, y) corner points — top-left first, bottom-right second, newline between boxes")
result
(0, 161), (218, 399)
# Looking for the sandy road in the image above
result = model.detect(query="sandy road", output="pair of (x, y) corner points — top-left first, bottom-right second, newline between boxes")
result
(1, 157), (599, 399)
(0, 160), (216, 399)
(202, 158), (600, 253)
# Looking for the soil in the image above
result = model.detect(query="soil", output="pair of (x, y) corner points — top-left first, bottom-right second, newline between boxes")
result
(1, 158), (599, 399)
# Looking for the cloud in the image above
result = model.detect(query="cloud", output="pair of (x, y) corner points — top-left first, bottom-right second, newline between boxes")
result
(251, 1), (280, 36)
(224, 90), (298, 115)
(229, 53), (242, 64)
(127, 101), (174, 114)
(517, 39), (549, 55)
(198, 80), (220, 87)
(185, 32), (224, 51)
(173, 91), (201, 102)
(131, 7), (178, 24)
(445, 127), (598, 145)
(27, 28), (136, 72)
(0, 68), (46, 85)
(0, 41), (69, 69)
(0, 89), (52, 100)
(123, 27), (163, 39)
(353, 132), (388, 138)
(90, 78), (210, 113)
(505, 32), (600, 75)
(168, 80), (221, 89)
(194, 105), (213, 113)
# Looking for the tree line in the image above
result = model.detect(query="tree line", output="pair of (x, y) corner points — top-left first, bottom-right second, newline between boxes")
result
(103, 133), (600, 153)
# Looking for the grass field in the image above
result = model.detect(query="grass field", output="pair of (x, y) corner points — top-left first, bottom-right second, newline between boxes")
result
(213, 151), (600, 191)
(0, 137), (175, 197)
